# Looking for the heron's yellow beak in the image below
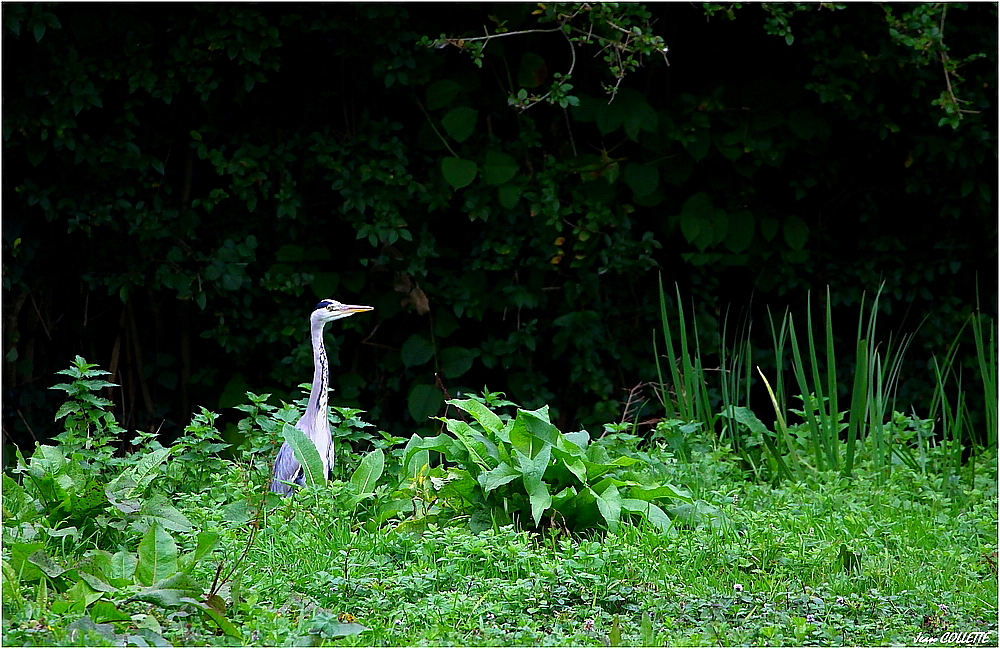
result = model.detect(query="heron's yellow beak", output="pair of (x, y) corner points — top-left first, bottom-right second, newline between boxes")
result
(336, 304), (374, 314)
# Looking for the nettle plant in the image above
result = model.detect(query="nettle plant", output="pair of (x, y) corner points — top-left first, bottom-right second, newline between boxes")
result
(384, 391), (691, 533)
(3, 357), (245, 643)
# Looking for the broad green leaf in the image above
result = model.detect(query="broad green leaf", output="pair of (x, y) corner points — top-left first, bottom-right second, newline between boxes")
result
(279, 423), (325, 487)
(276, 244), (304, 261)
(592, 476), (631, 494)
(628, 484), (692, 502)
(90, 600), (132, 623)
(400, 334), (435, 367)
(7, 543), (45, 581)
(77, 571), (114, 593)
(106, 475), (141, 514)
(426, 79), (461, 110)
(610, 616), (622, 647)
(180, 598), (244, 639)
(478, 462), (521, 493)
(471, 431), (502, 464)
(685, 128), (712, 161)
(310, 272), (339, 298)
(54, 402), (78, 421)
(128, 573), (199, 608)
(108, 549), (137, 581)
(446, 398), (503, 434)
(621, 498), (675, 534)
(623, 100), (658, 140)
(498, 183), (520, 208)
(27, 550), (65, 578)
(29, 445), (66, 479)
(784, 215), (809, 250)
(515, 446), (552, 526)
(442, 418), (492, 471)
(720, 405), (770, 434)
(311, 620), (371, 639)
(709, 209), (729, 246)
(135, 523), (178, 587)
(552, 448), (587, 485)
(667, 500), (731, 531)
(509, 406), (559, 458)
(350, 448), (385, 497)
(407, 384), (443, 422)
(692, 220), (716, 251)
(441, 157), (478, 189)
(550, 485), (578, 509)
(65, 578), (103, 611)
(725, 210), (755, 253)
(596, 101), (625, 135)
(72, 480), (107, 513)
(593, 483), (622, 532)
(441, 107), (478, 142)
(440, 346), (477, 378)
(140, 495), (194, 532)
(760, 216), (779, 241)
(403, 432), (456, 457)
(400, 434), (434, 481)
(517, 52), (547, 88)
(3, 474), (31, 520)
(482, 151), (518, 186)
(551, 432), (587, 477)
(624, 162), (659, 196)
(180, 531), (220, 573)
(582, 456), (639, 481)
(679, 192), (712, 243)
(222, 501), (251, 524)
(563, 430), (590, 450)
(64, 616), (116, 644)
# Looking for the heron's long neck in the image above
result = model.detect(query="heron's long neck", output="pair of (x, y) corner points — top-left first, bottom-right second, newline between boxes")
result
(305, 318), (329, 425)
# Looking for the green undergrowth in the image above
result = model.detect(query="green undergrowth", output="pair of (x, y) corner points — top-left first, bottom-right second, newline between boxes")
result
(233, 459), (997, 647)
(2, 356), (997, 647)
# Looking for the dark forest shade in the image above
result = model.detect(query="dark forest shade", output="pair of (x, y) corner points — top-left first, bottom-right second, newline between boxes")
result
(3, 3), (996, 452)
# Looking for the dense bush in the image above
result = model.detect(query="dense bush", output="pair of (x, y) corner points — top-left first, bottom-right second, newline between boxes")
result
(3, 3), (995, 451)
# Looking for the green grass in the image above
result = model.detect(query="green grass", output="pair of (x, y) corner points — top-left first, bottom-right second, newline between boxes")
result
(223, 454), (997, 646)
(7, 440), (994, 647)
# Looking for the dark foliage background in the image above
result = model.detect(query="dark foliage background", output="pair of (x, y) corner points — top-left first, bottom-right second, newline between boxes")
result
(3, 3), (995, 454)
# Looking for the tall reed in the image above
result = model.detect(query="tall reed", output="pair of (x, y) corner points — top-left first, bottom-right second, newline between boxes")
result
(653, 277), (993, 483)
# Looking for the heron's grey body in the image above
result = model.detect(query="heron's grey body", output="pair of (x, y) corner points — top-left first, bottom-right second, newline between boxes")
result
(270, 299), (373, 495)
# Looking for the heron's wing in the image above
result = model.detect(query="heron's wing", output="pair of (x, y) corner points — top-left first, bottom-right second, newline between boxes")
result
(270, 441), (303, 495)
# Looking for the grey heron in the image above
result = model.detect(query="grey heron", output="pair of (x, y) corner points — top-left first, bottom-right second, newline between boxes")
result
(270, 298), (373, 495)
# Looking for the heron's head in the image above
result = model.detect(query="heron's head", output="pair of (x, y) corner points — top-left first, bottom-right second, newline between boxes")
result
(312, 298), (374, 323)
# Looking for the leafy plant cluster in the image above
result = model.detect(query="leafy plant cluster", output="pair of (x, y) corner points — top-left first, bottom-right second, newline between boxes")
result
(2, 356), (375, 644)
(4, 327), (997, 646)
(422, 2), (669, 110)
(379, 394), (692, 534)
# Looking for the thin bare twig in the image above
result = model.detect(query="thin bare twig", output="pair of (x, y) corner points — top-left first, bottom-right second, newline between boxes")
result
(451, 25), (565, 44)
(16, 409), (39, 443)
(936, 6), (980, 117)
(563, 107), (578, 157)
(29, 292), (51, 341)
(412, 95), (462, 157)
(517, 28), (577, 112)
